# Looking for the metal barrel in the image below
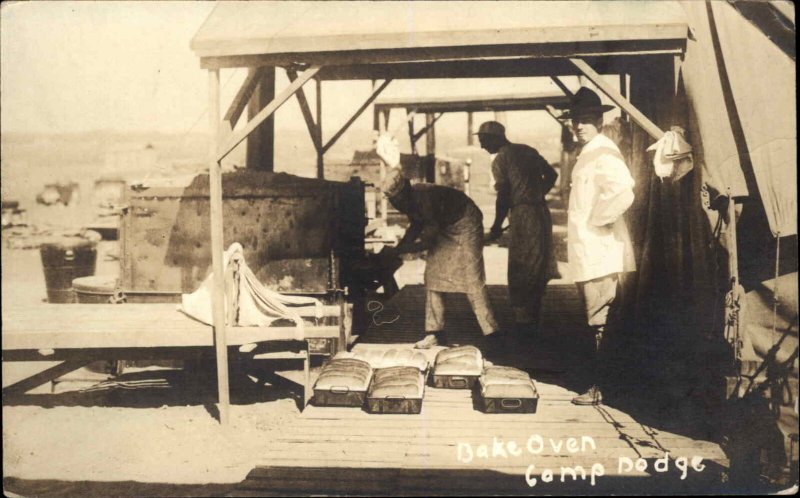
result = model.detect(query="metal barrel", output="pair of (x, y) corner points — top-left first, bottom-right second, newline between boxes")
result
(72, 275), (118, 304)
(40, 237), (98, 303)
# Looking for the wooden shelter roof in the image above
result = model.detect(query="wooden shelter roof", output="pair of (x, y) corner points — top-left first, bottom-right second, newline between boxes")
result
(191, 1), (689, 74)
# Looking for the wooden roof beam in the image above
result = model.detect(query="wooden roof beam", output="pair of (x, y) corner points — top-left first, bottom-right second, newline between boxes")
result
(318, 58), (581, 81)
(217, 66), (321, 162)
(322, 79), (392, 155)
(373, 96), (572, 115)
(199, 39), (686, 70)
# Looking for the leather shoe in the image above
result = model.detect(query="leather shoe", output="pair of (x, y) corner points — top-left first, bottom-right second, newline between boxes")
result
(414, 331), (446, 349)
(571, 385), (603, 405)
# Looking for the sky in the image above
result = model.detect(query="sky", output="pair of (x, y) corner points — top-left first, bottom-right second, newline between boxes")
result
(1, 1), (574, 138)
(1, 1), (215, 134)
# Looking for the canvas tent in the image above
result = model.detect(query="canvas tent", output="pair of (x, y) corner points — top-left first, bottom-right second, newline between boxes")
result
(675, 1), (797, 479)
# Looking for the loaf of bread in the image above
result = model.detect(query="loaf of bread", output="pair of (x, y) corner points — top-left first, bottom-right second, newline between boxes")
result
(369, 366), (424, 398)
(433, 345), (483, 376)
(314, 358), (372, 391)
(480, 366), (537, 399)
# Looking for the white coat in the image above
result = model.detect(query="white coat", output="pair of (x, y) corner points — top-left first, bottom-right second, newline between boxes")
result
(567, 133), (637, 283)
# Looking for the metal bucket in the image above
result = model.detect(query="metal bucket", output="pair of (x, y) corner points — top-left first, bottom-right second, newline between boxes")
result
(73, 275), (118, 304)
(40, 237), (98, 303)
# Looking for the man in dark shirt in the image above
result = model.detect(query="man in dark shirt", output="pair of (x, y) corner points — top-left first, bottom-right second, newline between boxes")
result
(480, 121), (558, 339)
(381, 168), (501, 349)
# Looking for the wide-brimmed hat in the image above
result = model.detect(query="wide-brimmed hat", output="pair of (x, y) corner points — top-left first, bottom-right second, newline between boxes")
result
(381, 167), (410, 198)
(559, 87), (615, 119)
(473, 121), (506, 137)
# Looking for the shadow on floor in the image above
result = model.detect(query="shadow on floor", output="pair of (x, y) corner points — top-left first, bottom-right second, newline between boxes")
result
(3, 477), (235, 498)
(2, 358), (312, 413)
(227, 463), (738, 496)
(357, 284), (727, 446)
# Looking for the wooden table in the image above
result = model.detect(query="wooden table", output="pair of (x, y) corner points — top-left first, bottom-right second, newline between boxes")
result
(2, 302), (347, 407)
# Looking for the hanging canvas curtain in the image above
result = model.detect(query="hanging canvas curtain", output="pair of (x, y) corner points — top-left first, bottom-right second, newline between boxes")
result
(709, 1), (797, 238)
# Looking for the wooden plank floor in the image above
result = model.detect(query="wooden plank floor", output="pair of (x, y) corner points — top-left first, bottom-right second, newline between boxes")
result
(235, 374), (728, 495)
(244, 280), (729, 495)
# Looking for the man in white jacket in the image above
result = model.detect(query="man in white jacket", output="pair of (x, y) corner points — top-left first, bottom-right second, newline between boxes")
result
(563, 88), (636, 406)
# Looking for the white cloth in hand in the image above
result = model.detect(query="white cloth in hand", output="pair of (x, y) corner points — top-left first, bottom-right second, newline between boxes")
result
(375, 134), (401, 168)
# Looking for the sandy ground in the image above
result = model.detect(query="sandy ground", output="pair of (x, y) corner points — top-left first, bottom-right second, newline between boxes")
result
(1, 240), (276, 485)
(0, 210), (322, 489)
(1, 210), (518, 490)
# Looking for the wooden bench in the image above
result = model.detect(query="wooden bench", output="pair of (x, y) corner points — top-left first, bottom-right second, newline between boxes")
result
(2, 302), (348, 406)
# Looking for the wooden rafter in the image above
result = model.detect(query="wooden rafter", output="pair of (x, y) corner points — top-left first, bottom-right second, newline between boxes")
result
(286, 68), (321, 151)
(218, 66), (321, 162)
(544, 105), (568, 128)
(550, 76), (574, 97)
(411, 112), (444, 144)
(321, 79), (392, 154)
(569, 57), (664, 140)
(224, 67), (265, 129)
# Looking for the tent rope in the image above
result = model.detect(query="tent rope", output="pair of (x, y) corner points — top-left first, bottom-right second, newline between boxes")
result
(772, 232), (780, 347)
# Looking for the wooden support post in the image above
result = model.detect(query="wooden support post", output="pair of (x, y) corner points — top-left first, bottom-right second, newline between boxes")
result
(379, 162), (388, 221)
(245, 67), (276, 171)
(673, 55), (682, 96)
(425, 113), (437, 184)
(381, 110), (390, 132)
(303, 341), (311, 406)
(220, 66), (320, 163)
(322, 79), (391, 154)
(316, 77), (324, 179)
(337, 292), (347, 354)
(727, 187), (739, 283)
(378, 106), (388, 221)
(619, 73), (628, 122)
(569, 58), (664, 141)
(408, 113), (417, 155)
(209, 69), (230, 425)
(467, 112), (474, 146)
(372, 80), (381, 138)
